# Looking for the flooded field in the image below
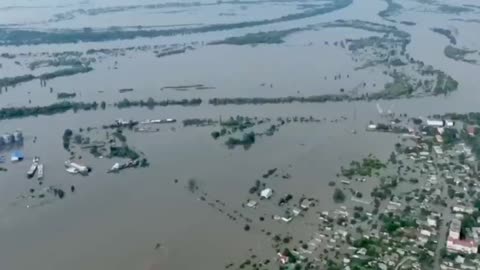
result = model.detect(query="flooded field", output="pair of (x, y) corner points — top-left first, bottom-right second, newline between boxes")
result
(1, 0), (480, 269)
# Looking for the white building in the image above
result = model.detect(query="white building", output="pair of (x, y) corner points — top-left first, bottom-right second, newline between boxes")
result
(447, 238), (478, 254)
(433, 146), (444, 156)
(445, 120), (455, 127)
(426, 119), (444, 127)
(420, 229), (432, 237)
(292, 208), (302, 216)
(427, 217), (437, 228)
(447, 218), (479, 254)
(260, 188), (273, 199)
(452, 206), (475, 215)
(1, 133), (13, 144)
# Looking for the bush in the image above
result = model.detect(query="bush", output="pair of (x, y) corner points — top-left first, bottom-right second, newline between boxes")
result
(333, 188), (346, 203)
(62, 129), (73, 150)
(211, 131), (220, 139)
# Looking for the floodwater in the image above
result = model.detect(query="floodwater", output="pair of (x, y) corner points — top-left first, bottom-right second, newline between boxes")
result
(0, 0), (480, 269)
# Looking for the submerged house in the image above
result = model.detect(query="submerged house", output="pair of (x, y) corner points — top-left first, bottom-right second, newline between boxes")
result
(260, 188), (273, 199)
(10, 151), (24, 162)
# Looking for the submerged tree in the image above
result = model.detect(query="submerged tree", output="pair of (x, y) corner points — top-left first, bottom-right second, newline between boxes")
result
(187, 178), (198, 193)
(333, 188), (346, 203)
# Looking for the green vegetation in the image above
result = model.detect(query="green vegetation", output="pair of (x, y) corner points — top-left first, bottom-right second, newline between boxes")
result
(433, 71), (458, 95)
(57, 92), (77, 99)
(341, 156), (386, 178)
(39, 65), (93, 80)
(116, 97), (202, 109)
(333, 188), (346, 203)
(372, 72), (414, 99)
(209, 94), (350, 105)
(221, 116), (256, 133)
(62, 129), (73, 150)
(182, 118), (218, 127)
(400, 21), (416, 26)
(156, 47), (189, 58)
(328, 20), (459, 98)
(380, 213), (417, 234)
(352, 237), (383, 257)
(431, 28), (456, 45)
(0, 101), (99, 121)
(324, 20), (410, 40)
(347, 36), (384, 51)
(28, 57), (84, 70)
(140, 158), (150, 167)
(187, 178), (198, 193)
(0, 74), (35, 88)
(0, 0), (352, 46)
(438, 4), (473, 14)
(211, 131), (220, 139)
(89, 146), (102, 157)
(378, 0), (403, 21)
(112, 129), (127, 143)
(444, 45), (477, 64)
(371, 177), (398, 200)
(0, 65), (92, 88)
(161, 84), (213, 91)
(109, 145), (140, 160)
(441, 128), (458, 145)
(225, 132), (256, 149)
(210, 28), (303, 45)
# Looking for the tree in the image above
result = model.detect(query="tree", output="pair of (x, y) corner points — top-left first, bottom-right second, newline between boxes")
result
(211, 131), (220, 139)
(447, 186), (455, 199)
(459, 153), (466, 164)
(187, 178), (198, 193)
(62, 129), (73, 150)
(474, 199), (480, 210)
(333, 188), (346, 203)
(73, 134), (82, 144)
(389, 151), (397, 164)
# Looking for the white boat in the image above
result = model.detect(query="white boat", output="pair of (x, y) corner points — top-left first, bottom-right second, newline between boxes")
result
(27, 163), (38, 178)
(66, 167), (78, 174)
(37, 164), (44, 180)
(27, 157), (40, 178)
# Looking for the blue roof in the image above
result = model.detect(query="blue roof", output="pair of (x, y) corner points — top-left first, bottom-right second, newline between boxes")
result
(11, 151), (24, 158)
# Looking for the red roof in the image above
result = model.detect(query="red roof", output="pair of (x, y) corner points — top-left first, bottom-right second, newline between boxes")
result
(467, 126), (476, 136)
(448, 237), (477, 248)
